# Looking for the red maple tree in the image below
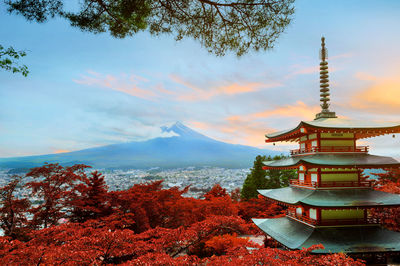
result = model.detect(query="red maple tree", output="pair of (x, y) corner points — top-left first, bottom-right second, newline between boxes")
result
(0, 164), (364, 265)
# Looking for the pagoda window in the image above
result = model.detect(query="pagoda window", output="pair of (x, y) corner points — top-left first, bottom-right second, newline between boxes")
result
(296, 207), (302, 216)
(299, 173), (305, 182)
(300, 143), (306, 150)
(309, 133), (317, 140)
(311, 173), (318, 183)
(311, 140), (318, 147)
(309, 208), (317, 220)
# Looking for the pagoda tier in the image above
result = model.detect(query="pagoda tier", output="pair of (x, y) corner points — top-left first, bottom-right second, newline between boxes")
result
(258, 187), (400, 207)
(253, 217), (400, 254)
(263, 154), (400, 169)
(263, 154), (400, 189)
(266, 118), (400, 143)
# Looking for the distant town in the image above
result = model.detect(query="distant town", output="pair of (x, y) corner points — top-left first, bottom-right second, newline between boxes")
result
(0, 167), (250, 199)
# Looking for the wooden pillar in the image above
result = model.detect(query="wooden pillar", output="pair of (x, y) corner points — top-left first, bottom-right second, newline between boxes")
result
(317, 208), (321, 224)
(317, 167), (321, 186)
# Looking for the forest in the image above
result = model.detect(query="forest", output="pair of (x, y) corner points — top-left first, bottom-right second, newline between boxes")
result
(3, 163), (398, 265)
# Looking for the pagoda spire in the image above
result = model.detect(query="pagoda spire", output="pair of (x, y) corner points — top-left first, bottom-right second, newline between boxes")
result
(315, 36), (337, 120)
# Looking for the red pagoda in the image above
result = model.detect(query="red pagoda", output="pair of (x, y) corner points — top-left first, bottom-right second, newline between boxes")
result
(253, 37), (400, 263)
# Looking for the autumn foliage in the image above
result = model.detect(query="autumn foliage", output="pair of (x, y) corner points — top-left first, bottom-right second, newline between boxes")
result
(371, 168), (400, 232)
(0, 163), (363, 265)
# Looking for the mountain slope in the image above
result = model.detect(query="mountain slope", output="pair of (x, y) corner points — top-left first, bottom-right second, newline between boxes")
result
(0, 122), (280, 169)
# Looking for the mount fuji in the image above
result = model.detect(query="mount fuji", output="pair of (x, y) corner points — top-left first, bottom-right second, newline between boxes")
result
(0, 122), (280, 169)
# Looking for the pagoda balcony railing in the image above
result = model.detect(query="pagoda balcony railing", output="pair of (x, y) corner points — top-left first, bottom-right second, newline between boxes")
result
(290, 179), (374, 188)
(287, 210), (379, 226)
(290, 146), (369, 155)
(287, 210), (317, 225)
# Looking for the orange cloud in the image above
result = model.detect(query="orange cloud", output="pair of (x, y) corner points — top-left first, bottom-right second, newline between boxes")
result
(329, 53), (353, 60)
(187, 121), (210, 131)
(246, 101), (319, 120)
(187, 102), (319, 148)
(75, 72), (278, 102)
(204, 102), (320, 147)
(354, 72), (377, 81)
(351, 73), (400, 113)
(291, 66), (319, 76)
(286, 63), (339, 79)
(54, 149), (70, 154)
(190, 119), (273, 147)
(170, 74), (280, 101)
(74, 72), (157, 100)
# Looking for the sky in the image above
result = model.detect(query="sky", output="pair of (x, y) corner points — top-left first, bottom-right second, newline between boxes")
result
(2, 0), (400, 158)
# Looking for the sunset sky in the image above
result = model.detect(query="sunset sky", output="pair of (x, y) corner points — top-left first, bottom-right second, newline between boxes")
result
(2, 0), (400, 158)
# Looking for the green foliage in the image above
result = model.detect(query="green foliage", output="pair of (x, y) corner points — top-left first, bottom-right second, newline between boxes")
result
(241, 155), (267, 200)
(0, 45), (29, 76)
(241, 154), (296, 200)
(264, 155), (296, 189)
(6, 0), (295, 56)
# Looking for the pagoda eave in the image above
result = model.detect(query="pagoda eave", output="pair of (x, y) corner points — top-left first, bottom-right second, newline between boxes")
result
(258, 187), (400, 207)
(263, 164), (400, 170)
(253, 217), (400, 254)
(265, 119), (400, 143)
(262, 154), (400, 170)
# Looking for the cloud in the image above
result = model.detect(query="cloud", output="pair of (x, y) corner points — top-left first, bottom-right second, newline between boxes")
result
(74, 71), (157, 100)
(189, 118), (273, 148)
(350, 72), (400, 113)
(54, 149), (70, 154)
(285, 52), (351, 79)
(329, 53), (354, 60)
(187, 101), (318, 148)
(170, 74), (281, 101)
(246, 101), (319, 120)
(75, 71), (279, 102)
(354, 72), (377, 81)
(290, 66), (319, 76)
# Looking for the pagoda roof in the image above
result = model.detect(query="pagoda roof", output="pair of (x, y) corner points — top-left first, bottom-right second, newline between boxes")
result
(258, 187), (400, 207)
(266, 117), (400, 142)
(253, 217), (400, 253)
(263, 154), (400, 169)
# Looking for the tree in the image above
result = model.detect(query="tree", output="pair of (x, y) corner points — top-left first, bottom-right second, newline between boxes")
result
(0, 176), (30, 240)
(0, 164), (364, 265)
(68, 171), (111, 223)
(370, 168), (400, 232)
(241, 155), (296, 200)
(25, 163), (91, 229)
(0, 44), (28, 76)
(6, 0), (295, 56)
(264, 155), (296, 189)
(203, 184), (227, 200)
(241, 155), (268, 200)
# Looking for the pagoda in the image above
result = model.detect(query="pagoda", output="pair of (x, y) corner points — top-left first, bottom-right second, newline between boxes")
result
(253, 37), (400, 263)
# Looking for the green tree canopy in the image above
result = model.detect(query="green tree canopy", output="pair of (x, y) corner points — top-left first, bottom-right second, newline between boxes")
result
(264, 154), (296, 189)
(241, 154), (296, 200)
(0, 45), (29, 76)
(5, 0), (295, 56)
